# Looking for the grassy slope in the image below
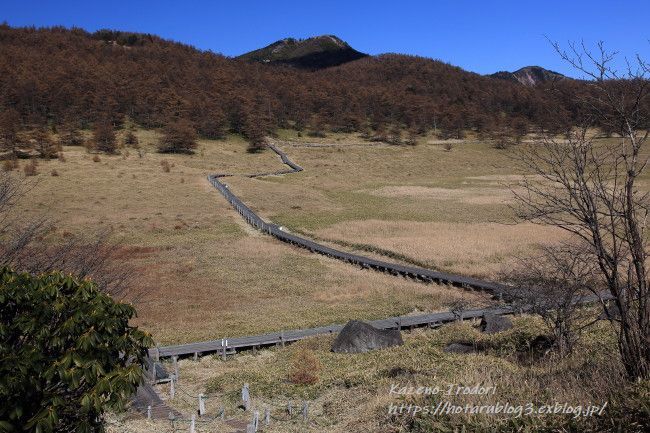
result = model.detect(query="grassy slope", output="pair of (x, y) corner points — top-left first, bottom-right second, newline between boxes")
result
(108, 316), (647, 433)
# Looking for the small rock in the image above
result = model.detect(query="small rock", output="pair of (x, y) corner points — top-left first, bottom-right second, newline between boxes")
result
(444, 342), (479, 354)
(479, 313), (513, 334)
(598, 304), (621, 321)
(331, 320), (403, 353)
(529, 335), (554, 355)
(385, 366), (418, 378)
(154, 362), (169, 381)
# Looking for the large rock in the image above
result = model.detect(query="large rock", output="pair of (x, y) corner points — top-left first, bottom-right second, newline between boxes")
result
(479, 313), (513, 334)
(331, 320), (403, 353)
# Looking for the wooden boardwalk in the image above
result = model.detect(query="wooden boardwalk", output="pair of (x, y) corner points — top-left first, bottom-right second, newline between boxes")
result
(207, 143), (510, 298)
(150, 305), (514, 359)
(147, 143), (611, 360)
(146, 142), (521, 360)
(132, 382), (181, 420)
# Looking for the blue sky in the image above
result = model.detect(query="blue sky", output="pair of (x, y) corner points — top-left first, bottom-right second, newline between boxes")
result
(2, 0), (649, 77)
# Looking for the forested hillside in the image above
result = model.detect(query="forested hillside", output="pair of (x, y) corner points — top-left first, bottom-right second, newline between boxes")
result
(0, 25), (593, 140)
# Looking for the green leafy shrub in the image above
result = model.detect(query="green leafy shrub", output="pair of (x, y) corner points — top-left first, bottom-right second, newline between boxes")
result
(0, 268), (152, 432)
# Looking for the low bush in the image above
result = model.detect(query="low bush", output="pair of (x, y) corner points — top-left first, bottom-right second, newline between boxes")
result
(23, 159), (38, 176)
(288, 348), (322, 385)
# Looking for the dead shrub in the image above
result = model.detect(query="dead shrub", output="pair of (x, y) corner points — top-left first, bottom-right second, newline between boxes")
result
(23, 159), (38, 176)
(160, 160), (171, 173)
(123, 131), (139, 148)
(50, 169), (59, 177)
(92, 155), (101, 163)
(443, 142), (454, 151)
(288, 348), (321, 385)
(2, 159), (18, 172)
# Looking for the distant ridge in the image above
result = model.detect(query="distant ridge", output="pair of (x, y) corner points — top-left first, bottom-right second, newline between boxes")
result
(490, 66), (566, 86)
(238, 35), (368, 70)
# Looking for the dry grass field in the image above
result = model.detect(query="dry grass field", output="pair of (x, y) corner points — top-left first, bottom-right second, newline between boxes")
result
(12, 128), (649, 432)
(10, 128), (636, 345)
(9, 129), (507, 345)
(228, 131), (571, 279)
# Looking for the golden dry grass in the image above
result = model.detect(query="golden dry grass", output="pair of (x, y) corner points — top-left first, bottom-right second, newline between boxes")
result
(13, 129), (629, 345)
(312, 220), (566, 278)
(364, 184), (513, 205)
(11, 130), (498, 346)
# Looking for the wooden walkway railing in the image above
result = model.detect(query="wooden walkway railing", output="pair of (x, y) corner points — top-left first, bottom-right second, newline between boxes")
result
(207, 143), (510, 298)
(149, 305), (514, 359)
(145, 142), (525, 360)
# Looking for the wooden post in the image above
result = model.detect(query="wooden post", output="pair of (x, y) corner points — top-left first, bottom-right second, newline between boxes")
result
(146, 405), (152, 420)
(153, 346), (160, 362)
(190, 414), (196, 433)
(169, 376), (175, 399)
(253, 411), (259, 431)
(287, 401), (293, 416)
(302, 401), (309, 422)
(265, 407), (270, 425)
(172, 356), (179, 379)
(193, 352), (198, 361)
(222, 338), (227, 361)
(242, 383), (250, 411)
(198, 393), (205, 416)
(219, 406), (225, 420)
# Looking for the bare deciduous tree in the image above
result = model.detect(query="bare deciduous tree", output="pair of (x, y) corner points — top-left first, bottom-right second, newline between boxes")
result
(0, 173), (134, 298)
(513, 41), (650, 379)
(504, 243), (599, 356)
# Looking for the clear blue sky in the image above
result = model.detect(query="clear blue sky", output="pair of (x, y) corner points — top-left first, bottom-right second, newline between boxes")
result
(2, 0), (649, 77)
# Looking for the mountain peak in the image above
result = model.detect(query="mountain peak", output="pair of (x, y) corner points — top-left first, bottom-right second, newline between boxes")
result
(238, 35), (367, 70)
(490, 66), (565, 86)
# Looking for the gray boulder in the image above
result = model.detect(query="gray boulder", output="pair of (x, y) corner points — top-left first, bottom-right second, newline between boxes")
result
(479, 313), (513, 334)
(331, 320), (403, 353)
